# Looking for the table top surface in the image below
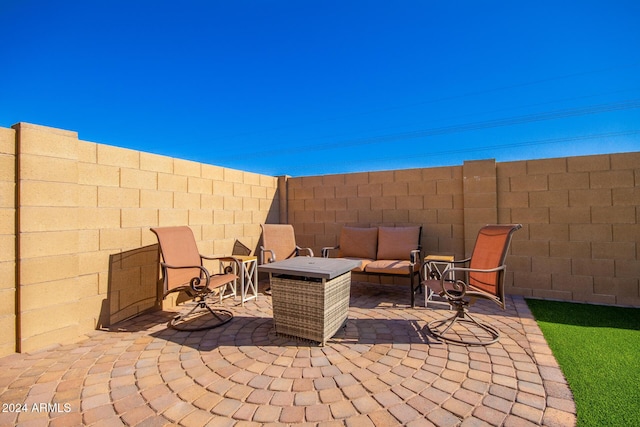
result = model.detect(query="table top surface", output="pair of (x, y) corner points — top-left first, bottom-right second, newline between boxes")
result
(258, 257), (360, 279)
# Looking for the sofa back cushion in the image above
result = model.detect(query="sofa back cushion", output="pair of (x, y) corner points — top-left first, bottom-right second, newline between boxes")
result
(376, 226), (421, 260)
(339, 227), (378, 259)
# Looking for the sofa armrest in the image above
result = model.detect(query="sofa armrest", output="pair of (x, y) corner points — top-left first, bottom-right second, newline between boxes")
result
(321, 246), (340, 258)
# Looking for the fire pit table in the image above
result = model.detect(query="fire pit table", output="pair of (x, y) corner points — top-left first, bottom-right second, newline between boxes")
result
(259, 257), (360, 346)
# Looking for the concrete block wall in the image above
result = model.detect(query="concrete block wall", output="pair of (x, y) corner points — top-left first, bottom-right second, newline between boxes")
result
(499, 153), (640, 306)
(0, 127), (16, 357)
(287, 154), (640, 307)
(4, 122), (279, 355)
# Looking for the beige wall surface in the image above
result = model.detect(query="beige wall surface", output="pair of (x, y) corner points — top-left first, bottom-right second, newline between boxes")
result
(1, 121), (638, 355)
(5, 122), (279, 355)
(287, 155), (640, 307)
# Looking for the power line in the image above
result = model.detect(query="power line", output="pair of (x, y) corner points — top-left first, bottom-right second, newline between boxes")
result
(282, 130), (640, 173)
(229, 99), (640, 159)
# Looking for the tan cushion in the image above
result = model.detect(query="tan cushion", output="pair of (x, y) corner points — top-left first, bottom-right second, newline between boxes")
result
(339, 227), (378, 259)
(343, 257), (373, 272)
(365, 260), (419, 275)
(376, 226), (420, 260)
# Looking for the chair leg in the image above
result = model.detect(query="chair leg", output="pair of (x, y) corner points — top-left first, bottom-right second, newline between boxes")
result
(169, 295), (233, 331)
(427, 300), (500, 346)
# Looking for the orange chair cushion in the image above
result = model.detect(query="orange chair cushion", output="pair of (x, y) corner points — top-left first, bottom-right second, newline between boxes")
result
(365, 260), (420, 274)
(376, 226), (420, 260)
(339, 227), (378, 260)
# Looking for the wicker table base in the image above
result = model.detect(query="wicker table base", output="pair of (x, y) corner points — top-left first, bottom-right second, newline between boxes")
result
(270, 271), (351, 346)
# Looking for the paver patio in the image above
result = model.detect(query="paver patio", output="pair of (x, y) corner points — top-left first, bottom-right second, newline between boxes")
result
(0, 281), (576, 426)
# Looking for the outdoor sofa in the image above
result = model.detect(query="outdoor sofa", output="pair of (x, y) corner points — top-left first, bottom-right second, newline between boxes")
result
(322, 226), (422, 307)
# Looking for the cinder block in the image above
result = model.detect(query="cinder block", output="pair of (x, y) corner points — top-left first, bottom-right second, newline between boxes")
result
(572, 258), (615, 277)
(613, 224), (640, 243)
(314, 210), (335, 223)
(569, 224), (612, 242)
(214, 210), (234, 225)
(17, 123), (78, 159)
(20, 207), (78, 232)
(97, 144), (139, 168)
(140, 152), (173, 173)
(549, 207), (590, 224)
(233, 182), (252, 198)
(0, 127), (16, 155)
(250, 185), (267, 200)
(188, 209), (213, 225)
(223, 196), (243, 211)
(357, 183), (381, 198)
(20, 304), (80, 353)
(511, 240), (549, 257)
(344, 172), (369, 185)
(233, 210), (252, 224)
(369, 170), (394, 184)
(97, 186), (139, 208)
(591, 206), (635, 224)
(569, 188), (613, 206)
(158, 209), (189, 227)
(0, 209), (14, 234)
(77, 141), (96, 163)
(423, 166), (456, 180)
(335, 210), (358, 223)
(357, 209), (382, 225)
(0, 154), (14, 182)
(464, 192), (497, 209)
(304, 198), (324, 211)
(549, 241), (591, 259)
(20, 278), (81, 311)
(77, 207), (120, 229)
(529, 224), (569, 241)
(548, 172), (589, 190)
(201, 163), (224, 181)
(382, 181), (408, 197)
(612, 187), (640, 207)
(174, 192), (201, 209)
(382, 209), (409, 224)
(19, 255), (78, 285)
(551, 273), (593, 293)
(499, 191), (529, 208)
(348, 197), (370, 211)
(611, 152), (640, 170)
(526, 158), (566, 175)
(140, 190), (174, 209)
(567, 154), (610, 172)
(591, 170), (635, 189)
(509, 174), (548, 192)
(188, 176), (212, 194)
(335, 185), (357, 198)
(437, 208), (463, 225)
(120, 168), (157, 190)
(77, 185), (98, 208)
(511, 207), (549, 224)
(464, 159), (496, 177)
(20, 154), (78, 183)
(242, 197), (259, 212)
(614, 260), (640, 279)
(174, 158), (201, 178)
(591, 242), (637, 260)
(223, 167), (244, 183)
(158, 173), (188, 193)
(121, 208), (158, 228)
(436, 179), (463, 195)
(78, 229), (99, 253)
(408, 180), (436, 196)
(370, 196), (396, 210)
(529, 191), (568, 208)
(20, 181), (78, 207)
(79, 162), (120, 187)
(99, 228), (141, 250)
(396, 195), (423, 210)
(322, 174), (345, 186)
(213, 180), (234, 197)
(425, 194), (453, 209)
(20, 231), (78, 258)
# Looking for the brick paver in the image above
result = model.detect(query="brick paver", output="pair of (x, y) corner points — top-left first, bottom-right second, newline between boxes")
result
(0, 281), (576, 426)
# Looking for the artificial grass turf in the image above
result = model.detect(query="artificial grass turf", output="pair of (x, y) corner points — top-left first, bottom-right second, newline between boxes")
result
(525, 299), (640, 427)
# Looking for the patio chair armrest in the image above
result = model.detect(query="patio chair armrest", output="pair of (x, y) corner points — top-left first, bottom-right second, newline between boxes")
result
(297, 246), (314, 257)
(160, 262), (211, 293)
(321, 245), (339, 258)
(438, 264), (506, 300)
(211, 255), (243, 274)
(260, 247), (275, 264)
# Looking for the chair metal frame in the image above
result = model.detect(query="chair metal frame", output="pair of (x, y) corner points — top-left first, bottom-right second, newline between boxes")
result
(425, 224), (522, 345)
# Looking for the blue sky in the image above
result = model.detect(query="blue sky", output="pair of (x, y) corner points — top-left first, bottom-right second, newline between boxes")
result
(2, 1), (639, 177)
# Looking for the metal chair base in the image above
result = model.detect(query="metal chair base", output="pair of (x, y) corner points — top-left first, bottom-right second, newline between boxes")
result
(427, 301), (500, 346)
(168, 297), (233, 331)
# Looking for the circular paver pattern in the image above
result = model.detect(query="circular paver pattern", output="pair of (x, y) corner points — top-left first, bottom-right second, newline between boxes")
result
(0, 282), (576, 426)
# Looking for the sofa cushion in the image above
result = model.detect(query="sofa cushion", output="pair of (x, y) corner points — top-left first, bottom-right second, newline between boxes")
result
(339, 227), (378, 260)
(376, 226), (420, 260)
(365, 260), (420, 274)
(343, 257), (374, 272)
